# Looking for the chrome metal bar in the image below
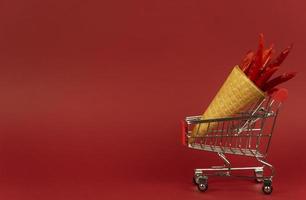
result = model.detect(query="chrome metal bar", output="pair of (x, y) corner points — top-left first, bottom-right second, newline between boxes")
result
(218, 152), (231, 170)
(196, 166), (263, 171)
(238, 99), (266, 134)
(256, 157), (275, 178)
(213, 121), (220, 150)
(265, 103), (281, 155)
(220, 120), (225, 153)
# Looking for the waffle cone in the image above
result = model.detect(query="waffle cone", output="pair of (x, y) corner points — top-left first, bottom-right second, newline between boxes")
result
(189, 66), (265, 143)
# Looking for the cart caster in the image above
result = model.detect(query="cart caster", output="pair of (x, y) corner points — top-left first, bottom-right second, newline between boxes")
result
(193, 173), (203, 185)
(197, 177), (208, 192)
(262, 179), (273, 195)
(254, 168), (263, 183)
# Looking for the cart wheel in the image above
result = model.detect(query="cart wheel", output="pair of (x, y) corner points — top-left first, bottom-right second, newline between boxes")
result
(197, 177), (208, 192)
(262, 179), (273, 195)
(262, 185), (273, 194)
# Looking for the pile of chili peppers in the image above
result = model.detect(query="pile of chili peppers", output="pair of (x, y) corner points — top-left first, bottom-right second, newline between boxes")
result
(239, 34), (296, 92)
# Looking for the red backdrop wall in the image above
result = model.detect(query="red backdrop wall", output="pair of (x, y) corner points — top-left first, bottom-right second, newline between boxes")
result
(0, 0), (305, 199)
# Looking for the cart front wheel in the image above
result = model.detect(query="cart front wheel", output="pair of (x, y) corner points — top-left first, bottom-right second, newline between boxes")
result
(262, 179), (273, 194)
(262, 185), (273, 194)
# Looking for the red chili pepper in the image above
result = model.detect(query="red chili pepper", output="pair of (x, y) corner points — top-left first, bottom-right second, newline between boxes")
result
(248, 34), (264, 81)
(254, 45), (275, 82)
(268, 44), (293, 68)
(246, 61), (254, 78)
(261, 72), (297, 91)
(262, 44), (274, 69)
(267, 87), (279, 96)
(248, 62), (260, 81)
(240, 51), (255, 72)
(255, 66), (279, 88)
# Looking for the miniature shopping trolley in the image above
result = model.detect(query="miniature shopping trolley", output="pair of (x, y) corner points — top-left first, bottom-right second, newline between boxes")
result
(181, 89), (288, 194)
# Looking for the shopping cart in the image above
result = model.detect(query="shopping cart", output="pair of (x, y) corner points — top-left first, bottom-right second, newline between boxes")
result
(181, 89), (288, 194)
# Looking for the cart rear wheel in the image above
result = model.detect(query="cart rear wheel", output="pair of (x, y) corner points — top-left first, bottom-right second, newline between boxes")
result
(198, 183), (208, 192)
(197, 177), (208, 192)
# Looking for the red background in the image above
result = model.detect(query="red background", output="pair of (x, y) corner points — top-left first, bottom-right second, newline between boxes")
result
(0, 0), (305, 199)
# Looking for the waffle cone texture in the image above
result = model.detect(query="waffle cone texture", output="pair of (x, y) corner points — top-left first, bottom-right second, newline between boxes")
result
(190, 66), (265, 144)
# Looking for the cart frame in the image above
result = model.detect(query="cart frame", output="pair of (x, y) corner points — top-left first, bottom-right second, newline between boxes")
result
(181, 90), (288, 194)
